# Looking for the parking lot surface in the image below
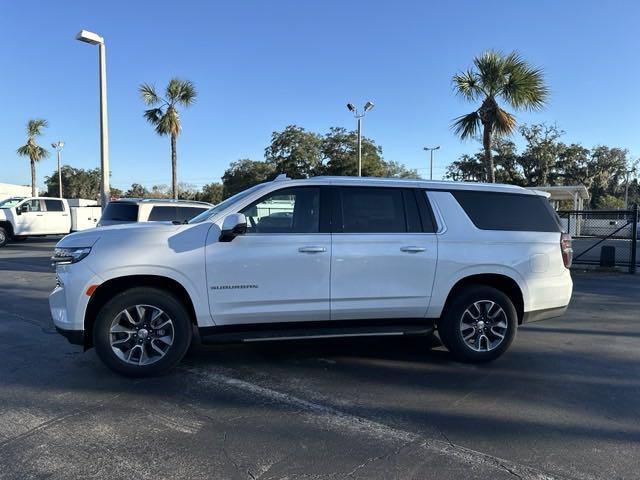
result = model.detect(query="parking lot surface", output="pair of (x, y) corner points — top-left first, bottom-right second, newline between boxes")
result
(0, 238), (639, 479)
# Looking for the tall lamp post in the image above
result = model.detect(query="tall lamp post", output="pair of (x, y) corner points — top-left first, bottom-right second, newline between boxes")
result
(346, 101), (375, 177)
(51, 141), (65, 198)
(423, 146), (440, 180)
(76, 29), (110, 209)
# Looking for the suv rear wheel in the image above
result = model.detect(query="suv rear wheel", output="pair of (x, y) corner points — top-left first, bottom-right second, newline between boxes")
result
(438, 285), (517, 363)
(93, 287), (192, 377)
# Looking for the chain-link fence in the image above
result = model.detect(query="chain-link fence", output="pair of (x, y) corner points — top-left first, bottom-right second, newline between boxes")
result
(557, 205), (639, 273)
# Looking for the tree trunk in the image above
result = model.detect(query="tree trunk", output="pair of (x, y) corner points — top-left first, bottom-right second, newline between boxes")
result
(482, 124), (495, 183)
(171, 133), (178, 199)
(30, 158), (36, 196)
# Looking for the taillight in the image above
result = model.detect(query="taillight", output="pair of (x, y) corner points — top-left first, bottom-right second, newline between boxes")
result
(560, 233), (573, 268)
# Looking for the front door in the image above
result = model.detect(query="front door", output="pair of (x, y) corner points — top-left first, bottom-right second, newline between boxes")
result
(330, 187), (438, 320)
(206, 186), (331, 325)
(14, 199), (46, 235)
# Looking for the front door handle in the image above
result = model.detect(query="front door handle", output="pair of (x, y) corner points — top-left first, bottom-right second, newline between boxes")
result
(400, 246), (426, 253)
(36, 214), (44, 217)
(298, 246), (327, 253)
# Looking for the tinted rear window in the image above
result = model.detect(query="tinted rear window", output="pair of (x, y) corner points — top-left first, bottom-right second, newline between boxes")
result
(44, 200), (64, 212)
(101, 203), (138, 222)
(451, 190), (561, 232)
(148, 206), (208, 222)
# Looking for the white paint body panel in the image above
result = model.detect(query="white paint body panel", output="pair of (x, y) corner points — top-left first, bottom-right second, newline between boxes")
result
(49, 177), (573, 336)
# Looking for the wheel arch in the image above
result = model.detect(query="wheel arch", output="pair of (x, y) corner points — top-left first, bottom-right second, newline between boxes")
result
(83, 274), (197, 349)
(0, 221), (14, 237)
(440, 273), (525, 325)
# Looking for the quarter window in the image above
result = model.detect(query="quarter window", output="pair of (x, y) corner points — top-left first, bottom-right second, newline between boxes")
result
(240, 187), (320, 234)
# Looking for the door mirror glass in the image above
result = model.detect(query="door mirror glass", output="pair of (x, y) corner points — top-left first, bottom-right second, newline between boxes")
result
(19, 204), (29, 214)
(220, 213), (247, 242)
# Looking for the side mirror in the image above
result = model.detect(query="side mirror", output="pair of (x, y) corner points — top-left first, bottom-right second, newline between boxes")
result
(219, 213), (247, 242)
(16, 205), (28, 215)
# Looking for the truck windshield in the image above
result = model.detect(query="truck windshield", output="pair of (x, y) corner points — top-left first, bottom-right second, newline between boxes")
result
(0, 198), (24, 208)
(188, 184), (266, 224)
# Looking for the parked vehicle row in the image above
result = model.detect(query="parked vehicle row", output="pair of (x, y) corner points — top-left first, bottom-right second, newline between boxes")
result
(0, 197), (211, 247)
(49, 175), (573, 376)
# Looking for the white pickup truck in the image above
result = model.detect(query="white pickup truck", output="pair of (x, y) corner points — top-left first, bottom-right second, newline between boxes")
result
(0, 197), (100, 247)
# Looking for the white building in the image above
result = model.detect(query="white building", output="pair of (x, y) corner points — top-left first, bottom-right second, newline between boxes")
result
(0, 182), (33, 200)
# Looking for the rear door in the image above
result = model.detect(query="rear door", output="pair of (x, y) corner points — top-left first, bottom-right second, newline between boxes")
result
(206, 186), (331, 325)
(42, 199), (69, 234)
(330, 187), (438, 320)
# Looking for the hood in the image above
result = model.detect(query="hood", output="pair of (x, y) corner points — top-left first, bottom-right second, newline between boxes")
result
(57, 222), (182, 249)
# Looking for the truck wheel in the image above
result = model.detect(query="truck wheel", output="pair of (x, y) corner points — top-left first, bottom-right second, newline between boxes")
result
(438, 285), (517, 363)
(93, 287), (193, 377)
(0, 227), (8, 248)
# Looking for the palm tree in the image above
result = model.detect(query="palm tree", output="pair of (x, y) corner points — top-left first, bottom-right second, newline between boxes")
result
(139, 79), (197, 199)
(17, 119), (50, 196)
(452, 51), (548, 183)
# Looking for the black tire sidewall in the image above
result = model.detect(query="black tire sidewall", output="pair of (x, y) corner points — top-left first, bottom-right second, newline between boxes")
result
(93, 287), (193, 376)
(439, 285), (517, 363)
(0, 228), (8, 248)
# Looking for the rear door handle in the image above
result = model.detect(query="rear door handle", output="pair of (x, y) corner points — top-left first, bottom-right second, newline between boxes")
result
(298, 246), (327, 253)
(400, 246), (426, 253)
(36, 214), (43, 217)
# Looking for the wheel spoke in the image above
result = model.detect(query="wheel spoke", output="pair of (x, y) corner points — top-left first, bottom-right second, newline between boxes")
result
(459, 300), (509, 353)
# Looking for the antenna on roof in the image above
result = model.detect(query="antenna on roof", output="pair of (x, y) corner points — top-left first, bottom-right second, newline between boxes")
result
(274, 174), (290, 182)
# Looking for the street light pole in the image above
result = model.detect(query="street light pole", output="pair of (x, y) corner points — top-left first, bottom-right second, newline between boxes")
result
(76, 29), (110, 210)
(423, 146), (440, 180)
(347, 101), (375, 177)
(51, 141), (65, 198)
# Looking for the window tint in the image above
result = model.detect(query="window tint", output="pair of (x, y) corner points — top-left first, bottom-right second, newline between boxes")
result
(241, 187), (320, 234)
(340, 187), (406, 233)
(148, 206), (176, 221)
(101, 203), (138, 222)
(403, 190), (422, 233)
(44, 200), (64, 212)
(451, 190), (561, 232)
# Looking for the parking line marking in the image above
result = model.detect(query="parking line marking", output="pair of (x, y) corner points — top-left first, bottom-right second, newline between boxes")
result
(190, 368), (593, 480)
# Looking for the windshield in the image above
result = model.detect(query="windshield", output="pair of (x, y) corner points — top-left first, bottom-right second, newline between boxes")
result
(0, 197), (24, 208)
(188, 183), (266, 224)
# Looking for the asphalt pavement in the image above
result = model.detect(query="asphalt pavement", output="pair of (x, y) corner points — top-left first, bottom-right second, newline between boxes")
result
(0, 238), (639, 479)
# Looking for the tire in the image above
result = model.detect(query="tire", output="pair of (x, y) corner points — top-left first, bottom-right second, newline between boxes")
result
(11, 236), (28, 242)
(438, 285), (517, 363)
(93, 287), (193, 377)
(0, 227), (8, 248)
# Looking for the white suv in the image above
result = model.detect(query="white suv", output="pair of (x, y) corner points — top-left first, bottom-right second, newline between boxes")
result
(50, 176), (573, 376)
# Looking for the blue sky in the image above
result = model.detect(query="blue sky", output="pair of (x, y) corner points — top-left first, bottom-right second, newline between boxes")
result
(1, 0), (639, 191)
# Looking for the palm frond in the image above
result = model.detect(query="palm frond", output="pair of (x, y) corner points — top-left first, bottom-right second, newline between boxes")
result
(16, 144), (31, 157)
(166, 78), (182, 103)
(473, 50), (504, 96)
(143, 107), (164, 126)
(27, 118), (48, 137)
(155, 107), (180, 136)
(451, 111), (481, 139)
(500, 55), (548, 110)
(177, 80), (197, 107)
(139, 83), (160, 106)
(492, 107), (517, 136)
(452, 70), (483, 101)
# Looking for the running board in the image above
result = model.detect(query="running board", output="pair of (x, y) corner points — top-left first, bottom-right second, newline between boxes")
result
(198, 322), (435, 345)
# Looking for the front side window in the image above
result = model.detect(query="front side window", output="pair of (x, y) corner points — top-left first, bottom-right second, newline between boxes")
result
(22, 199), (42, 212)
(240, 187), (320, 234)
(339, 187), (407, 233)
(44, 200), (64, 212)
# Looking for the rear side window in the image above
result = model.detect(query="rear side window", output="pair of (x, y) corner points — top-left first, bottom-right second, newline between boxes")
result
(451, 190), (561, 232)
(101, 203), (138, 222)
(44, 200), (64, 212)
(176, 207), (207, 223)
(148, 206), (177, 222)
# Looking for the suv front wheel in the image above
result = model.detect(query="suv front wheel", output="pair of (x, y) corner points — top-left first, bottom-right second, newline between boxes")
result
(438, 285), (517, 363)
(93, 287), (193, 376)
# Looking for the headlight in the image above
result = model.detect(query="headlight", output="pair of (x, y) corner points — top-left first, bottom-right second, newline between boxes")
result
(51, 247), (92, 265)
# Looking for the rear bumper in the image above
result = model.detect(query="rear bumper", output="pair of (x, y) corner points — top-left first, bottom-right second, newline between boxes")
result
(522, 305), (568, 324)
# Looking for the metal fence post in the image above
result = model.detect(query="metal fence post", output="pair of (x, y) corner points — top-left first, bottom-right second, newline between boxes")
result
(631, 204), (638, 274)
